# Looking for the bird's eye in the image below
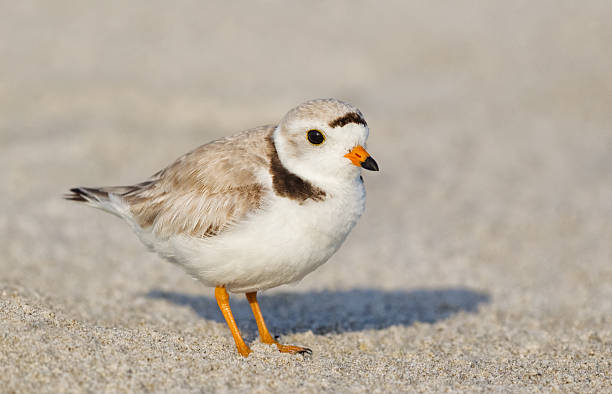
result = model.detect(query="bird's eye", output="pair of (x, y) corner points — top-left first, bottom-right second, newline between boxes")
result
(307, 130), (325, 145)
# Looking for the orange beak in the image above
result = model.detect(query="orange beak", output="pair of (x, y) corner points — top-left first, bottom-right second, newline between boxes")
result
(344, 145), (379, 171)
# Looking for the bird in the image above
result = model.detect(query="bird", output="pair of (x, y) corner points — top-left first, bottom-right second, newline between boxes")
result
(65, 98), (379, 357)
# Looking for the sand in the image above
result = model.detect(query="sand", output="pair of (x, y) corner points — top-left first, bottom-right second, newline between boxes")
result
(1, 1), (611, 392)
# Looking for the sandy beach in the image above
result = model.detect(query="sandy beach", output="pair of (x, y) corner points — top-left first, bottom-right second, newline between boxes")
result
(1, 1), (611, 392)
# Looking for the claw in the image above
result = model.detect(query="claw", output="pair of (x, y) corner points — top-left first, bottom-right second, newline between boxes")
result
(298, 347), (313, 356)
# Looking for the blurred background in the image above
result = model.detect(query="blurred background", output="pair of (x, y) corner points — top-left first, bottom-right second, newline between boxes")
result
(1, 1), (611, 391)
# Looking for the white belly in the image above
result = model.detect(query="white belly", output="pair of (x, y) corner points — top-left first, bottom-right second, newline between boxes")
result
(143, 181), (366, 293)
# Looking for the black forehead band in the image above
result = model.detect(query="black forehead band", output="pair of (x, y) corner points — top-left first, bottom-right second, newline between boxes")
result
(328, 112), (367, 128)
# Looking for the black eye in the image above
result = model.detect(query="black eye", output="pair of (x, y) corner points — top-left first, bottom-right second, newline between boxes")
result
(307, 130), (325, 145)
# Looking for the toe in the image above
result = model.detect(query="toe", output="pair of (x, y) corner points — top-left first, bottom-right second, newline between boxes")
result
(276, 343), (312, 355)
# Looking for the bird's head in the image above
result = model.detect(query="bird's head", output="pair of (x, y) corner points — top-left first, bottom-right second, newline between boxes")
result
(273, 98), (378, 186)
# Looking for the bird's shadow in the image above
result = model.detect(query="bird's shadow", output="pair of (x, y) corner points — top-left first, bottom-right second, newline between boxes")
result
(147, 288), (490, 337)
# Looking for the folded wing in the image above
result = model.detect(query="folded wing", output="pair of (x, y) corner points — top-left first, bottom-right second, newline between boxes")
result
(73, 125), (276, 239)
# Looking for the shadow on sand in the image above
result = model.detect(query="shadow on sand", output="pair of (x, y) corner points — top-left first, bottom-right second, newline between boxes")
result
(147, 288), (489, 337)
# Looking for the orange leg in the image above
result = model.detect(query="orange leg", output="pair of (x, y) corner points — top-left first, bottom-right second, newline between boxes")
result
(215, 287), (251, 357)
(246, 292), (312, 355)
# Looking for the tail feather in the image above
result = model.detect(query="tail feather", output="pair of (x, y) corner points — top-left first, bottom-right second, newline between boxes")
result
(64, 188), (88, 202)
(64, 186), (131, 218)
(66, 182), (154, 220)
(64, 187), (111, 205)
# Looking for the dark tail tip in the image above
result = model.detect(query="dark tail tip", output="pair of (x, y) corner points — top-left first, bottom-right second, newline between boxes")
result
(64, 187), (88, 202)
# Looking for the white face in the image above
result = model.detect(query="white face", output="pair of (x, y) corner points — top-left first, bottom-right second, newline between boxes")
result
(274, 115), (371, 185)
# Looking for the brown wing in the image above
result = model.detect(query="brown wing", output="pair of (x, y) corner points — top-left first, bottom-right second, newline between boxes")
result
(123, 125), (275, 239)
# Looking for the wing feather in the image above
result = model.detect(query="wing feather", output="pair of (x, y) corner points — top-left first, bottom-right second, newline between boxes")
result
(123, 125), (275, 239)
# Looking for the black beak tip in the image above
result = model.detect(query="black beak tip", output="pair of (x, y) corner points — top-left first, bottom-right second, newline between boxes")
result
(361, 156), (379, 171)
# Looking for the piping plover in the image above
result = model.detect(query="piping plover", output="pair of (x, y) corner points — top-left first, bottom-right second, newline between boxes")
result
(65, 98), (379, 357)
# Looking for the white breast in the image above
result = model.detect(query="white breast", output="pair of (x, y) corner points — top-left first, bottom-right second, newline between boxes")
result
(144, 178), (366, 293)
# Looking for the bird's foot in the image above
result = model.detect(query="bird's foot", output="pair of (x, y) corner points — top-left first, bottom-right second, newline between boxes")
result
(274, 343), (312, 355)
